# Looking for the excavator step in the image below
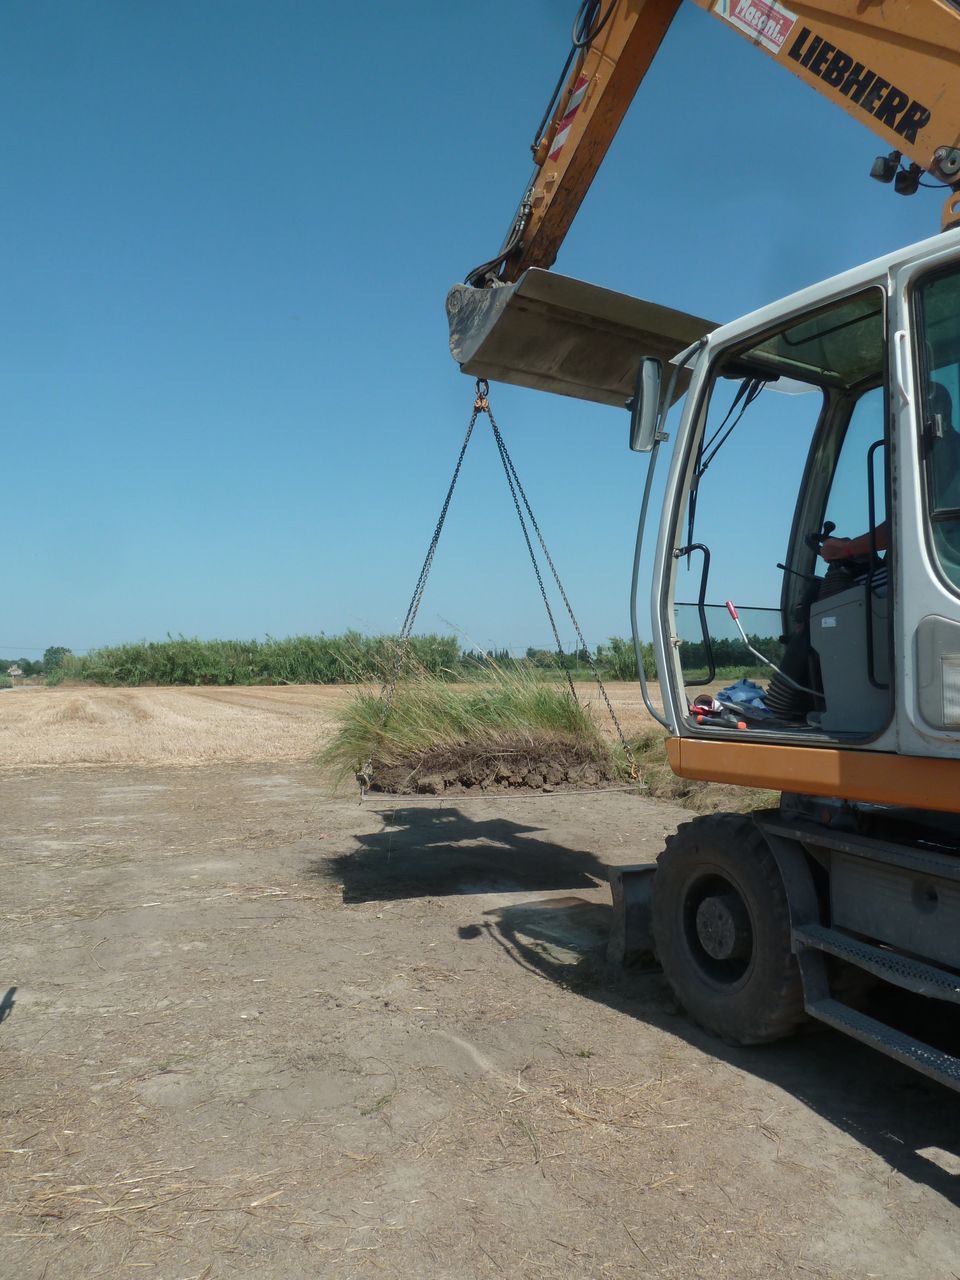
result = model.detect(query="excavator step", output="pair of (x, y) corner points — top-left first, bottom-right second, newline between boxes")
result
(794, 923), (960, 1004)
(606, 863), (657, 969)
(804, 997), (960, 1092)
(761, 816), (960, 882)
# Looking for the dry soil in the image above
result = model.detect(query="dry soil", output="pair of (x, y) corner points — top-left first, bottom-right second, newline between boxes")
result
(1, 688), (958, 1279)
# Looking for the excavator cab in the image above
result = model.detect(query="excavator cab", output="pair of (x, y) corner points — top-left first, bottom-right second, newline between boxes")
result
(644, 228), (960, 791)
(656, 280), (893, 745)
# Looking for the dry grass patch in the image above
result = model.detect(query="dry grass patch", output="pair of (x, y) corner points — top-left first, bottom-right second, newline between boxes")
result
(322, 666), (623, 795)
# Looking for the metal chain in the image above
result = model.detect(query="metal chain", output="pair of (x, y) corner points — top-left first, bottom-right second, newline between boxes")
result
(486, 402), (638, 778)
(356, 378), (638, 799)
(356, 392), (482, 801)
(486, 404), (578, 702)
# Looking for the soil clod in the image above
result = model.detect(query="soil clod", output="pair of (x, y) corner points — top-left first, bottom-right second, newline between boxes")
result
(369, 737), (617, 795)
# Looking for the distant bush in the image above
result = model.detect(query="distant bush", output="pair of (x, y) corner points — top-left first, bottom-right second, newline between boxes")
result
(0, 658), (41, 677)
(596, 636), (655, 681)
(64, 633), (465, 688)
(0, 674), (11, 690)
(43, 646), (73, 673)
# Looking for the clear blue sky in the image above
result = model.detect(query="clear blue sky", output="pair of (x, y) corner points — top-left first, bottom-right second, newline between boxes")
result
(0, 1), (940, 659)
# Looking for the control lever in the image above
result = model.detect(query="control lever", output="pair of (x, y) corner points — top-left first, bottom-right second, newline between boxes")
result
(803, 519), (835, 552)
(777, 562), (819, 584)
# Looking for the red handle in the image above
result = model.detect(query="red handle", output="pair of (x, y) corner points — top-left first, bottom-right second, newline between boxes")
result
(725, 600), (739, 621)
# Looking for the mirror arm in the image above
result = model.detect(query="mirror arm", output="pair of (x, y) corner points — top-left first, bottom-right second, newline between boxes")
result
(628, 358), (664, 452)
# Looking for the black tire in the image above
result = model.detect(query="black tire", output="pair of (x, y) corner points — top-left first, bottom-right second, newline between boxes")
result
(652, 814), (806, 1045)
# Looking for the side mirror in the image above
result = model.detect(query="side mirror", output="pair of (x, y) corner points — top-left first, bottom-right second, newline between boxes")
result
(627, 357), (662, 452)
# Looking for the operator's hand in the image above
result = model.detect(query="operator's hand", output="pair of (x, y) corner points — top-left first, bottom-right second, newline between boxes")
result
(820, 537), (852, 562)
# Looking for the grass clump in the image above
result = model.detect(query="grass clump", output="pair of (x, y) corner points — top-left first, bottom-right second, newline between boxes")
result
(322, 663), (618, 794)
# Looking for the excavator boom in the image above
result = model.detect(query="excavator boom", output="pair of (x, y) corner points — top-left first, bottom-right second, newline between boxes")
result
(480, 0), (960, 292)
(494, 0), (682, 284)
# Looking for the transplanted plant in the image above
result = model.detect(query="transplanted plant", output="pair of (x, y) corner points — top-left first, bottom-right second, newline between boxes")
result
(321, 660), (617, 785)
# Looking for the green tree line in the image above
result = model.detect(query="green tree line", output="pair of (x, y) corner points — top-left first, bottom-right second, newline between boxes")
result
(46, 632), (781, 688)
(60, 634), (660, 686)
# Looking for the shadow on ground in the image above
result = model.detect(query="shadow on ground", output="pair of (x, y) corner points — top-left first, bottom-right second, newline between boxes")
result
(318, 804), (607, 903)
(315, 802), (960, 1207)
(481, 894), (960, 1208)
(0, 987), (15, 1026)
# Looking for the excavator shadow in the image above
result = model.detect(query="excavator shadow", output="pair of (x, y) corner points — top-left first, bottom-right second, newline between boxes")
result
(320, 804), (607, 904)
(0, 987), (16, 1026)
(474, 895), (960, 1208)
(313, 803), (960, 1202)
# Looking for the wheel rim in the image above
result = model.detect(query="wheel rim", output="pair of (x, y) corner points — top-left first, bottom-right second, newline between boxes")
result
(680, 870), (755, 987)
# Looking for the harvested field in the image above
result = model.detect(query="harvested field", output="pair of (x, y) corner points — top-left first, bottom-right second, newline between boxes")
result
(0, 684), (356, 767)
(0, 683), (761, 811)
(0, 682), (662, 769)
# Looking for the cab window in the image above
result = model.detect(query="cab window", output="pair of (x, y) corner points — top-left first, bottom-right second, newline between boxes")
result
(823, 386), (886, 544)
(915, 266), (960, 592)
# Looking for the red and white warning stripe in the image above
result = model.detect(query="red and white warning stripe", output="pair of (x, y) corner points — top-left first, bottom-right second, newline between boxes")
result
(548, 74), (589, 163)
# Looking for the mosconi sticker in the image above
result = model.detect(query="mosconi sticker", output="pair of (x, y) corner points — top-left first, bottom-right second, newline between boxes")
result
(786, 26), (931, 143)
(713, 0), (797, 56)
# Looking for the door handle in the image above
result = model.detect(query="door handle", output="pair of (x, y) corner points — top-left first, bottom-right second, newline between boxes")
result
(894, 328), (913, 409)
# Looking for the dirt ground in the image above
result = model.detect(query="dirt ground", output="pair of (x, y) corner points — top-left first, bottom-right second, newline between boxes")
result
(2, 689), (960, 1278)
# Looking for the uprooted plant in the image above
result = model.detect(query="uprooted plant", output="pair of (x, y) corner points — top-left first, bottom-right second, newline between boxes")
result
(321, 661), (626, 795)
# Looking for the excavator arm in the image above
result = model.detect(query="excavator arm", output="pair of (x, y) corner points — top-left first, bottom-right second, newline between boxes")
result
(450, 0), (960, 404)
(469, 0), (683, 286)
(476, 0), (960, 291)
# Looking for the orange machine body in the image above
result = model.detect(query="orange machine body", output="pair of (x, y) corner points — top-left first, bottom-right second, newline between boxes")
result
(666, 737), (960, 812)
(510, 0), (960, 281)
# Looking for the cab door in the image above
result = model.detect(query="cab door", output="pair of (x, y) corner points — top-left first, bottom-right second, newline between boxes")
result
(891, 244), (960, 756)
(651, 282), (896, 747)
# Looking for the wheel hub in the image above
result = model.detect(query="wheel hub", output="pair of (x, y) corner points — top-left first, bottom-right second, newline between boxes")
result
(695, 892), (751, 961)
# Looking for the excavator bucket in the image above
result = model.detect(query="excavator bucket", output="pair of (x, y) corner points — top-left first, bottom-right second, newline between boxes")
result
(446, 269), (715, 407)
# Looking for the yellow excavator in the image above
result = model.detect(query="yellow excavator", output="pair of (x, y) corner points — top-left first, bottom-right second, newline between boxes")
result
(447, 2), (960, 1087)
